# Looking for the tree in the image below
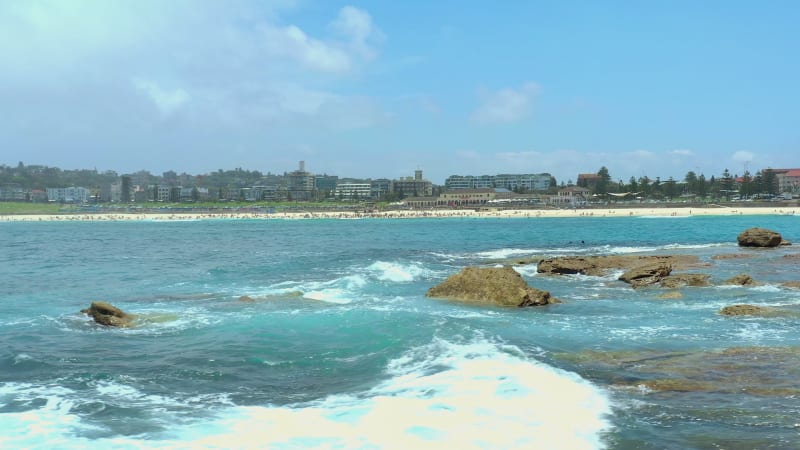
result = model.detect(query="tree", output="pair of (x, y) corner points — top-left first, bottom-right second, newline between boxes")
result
(596, 166), (611, 195)
(762, 169), (778, 196)
(628, 176), (638, 193)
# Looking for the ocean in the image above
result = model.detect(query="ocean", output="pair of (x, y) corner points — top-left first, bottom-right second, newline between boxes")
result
(1, 215), (799, 449)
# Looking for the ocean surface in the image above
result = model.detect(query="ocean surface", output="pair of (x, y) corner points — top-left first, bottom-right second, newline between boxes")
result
(1, 215), (799, 449)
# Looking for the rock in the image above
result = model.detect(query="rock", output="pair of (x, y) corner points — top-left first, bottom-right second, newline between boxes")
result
(719, 304), (789, 317)
(537, 255), (701, 277)
(239, 295), (255, 302)
(737, 227), (783, 247)
(723, 274), (759, 286)
(81, 301), (135, 327)
(781, 281), (800, 290)
(427, 266), (560, 307)
(618, 262), (672, 288)
(659, 274), (712, 289)
(711, 253), (753, 260)
(657, 291), (683, 299)
(780, 239), (792, 246)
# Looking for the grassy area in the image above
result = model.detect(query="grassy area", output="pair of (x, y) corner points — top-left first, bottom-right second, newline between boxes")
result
(0, 202), (62, 215)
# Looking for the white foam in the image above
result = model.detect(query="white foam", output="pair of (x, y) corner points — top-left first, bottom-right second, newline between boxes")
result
(166, 338), (612, 449)
(366, 261), (430, 282)
(512, 264), (538, 277)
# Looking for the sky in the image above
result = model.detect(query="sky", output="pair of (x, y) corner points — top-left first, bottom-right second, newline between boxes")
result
(1, 0), (798, 185)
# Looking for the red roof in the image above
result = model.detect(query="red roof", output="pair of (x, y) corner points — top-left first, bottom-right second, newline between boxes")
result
(784, 169), (800, 177)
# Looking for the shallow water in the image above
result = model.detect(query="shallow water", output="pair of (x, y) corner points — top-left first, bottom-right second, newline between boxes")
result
(1, 215), (799, 448)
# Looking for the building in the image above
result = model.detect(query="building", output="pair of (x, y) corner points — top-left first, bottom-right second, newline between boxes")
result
(334, 182), (372, 200)
(392, 170), (433, 197)
(287, 161), (315, 201)
(370, 178), (391, 199)
(577, 173), (602, 190)
(46, 187), (91, 203)
(552, 186), (591, 207)
(403, 188), (502, 208)
(445, 173), (551, 191)
(772, 168), (800, 195)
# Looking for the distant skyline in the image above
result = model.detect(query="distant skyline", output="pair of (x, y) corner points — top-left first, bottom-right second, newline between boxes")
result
(2, 1), (798, 185)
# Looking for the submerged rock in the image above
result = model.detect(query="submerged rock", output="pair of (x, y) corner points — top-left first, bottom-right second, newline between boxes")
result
(81, 301), (135, 327)
(781, 281), (800, 290)
(659, 273), (712, 289)
(618, 262), (672, 288)
(723, 274), (759, 286)
(711, 253), (753, 260)
(426, 266), (560, 307)
(537, 255), (701, 277)
(737, 227), (784, 247)
(719, 304), (799, 317)
(657, 291), (684, 299)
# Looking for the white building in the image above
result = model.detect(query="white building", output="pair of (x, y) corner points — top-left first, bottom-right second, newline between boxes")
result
(47, 187), (91, 203)
(335, 182), (372, 200)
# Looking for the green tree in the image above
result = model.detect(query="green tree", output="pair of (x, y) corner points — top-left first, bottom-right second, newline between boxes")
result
(596, 166), (611, 195)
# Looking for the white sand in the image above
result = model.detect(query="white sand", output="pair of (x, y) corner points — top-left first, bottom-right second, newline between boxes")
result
(1, 206), (797, 222)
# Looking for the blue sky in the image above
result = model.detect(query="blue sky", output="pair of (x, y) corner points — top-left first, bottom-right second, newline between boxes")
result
(1, 0), (798, 184)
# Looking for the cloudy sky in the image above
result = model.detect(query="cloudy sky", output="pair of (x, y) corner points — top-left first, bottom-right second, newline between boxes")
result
(2, 0), (798, 184)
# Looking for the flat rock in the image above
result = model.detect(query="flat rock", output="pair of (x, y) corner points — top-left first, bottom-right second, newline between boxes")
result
(737, 227), (783, 247)
(537, 255), (701, 277)
(723, 274), (759, 286)
(657, 291), (684, 299)
(81, 301), (135, 327)
(781, 281), (800, 290)
(427, 266), (560, 307)
(719, 304), (794, 317)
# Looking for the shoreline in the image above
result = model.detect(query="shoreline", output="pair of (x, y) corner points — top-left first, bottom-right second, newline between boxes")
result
(1, 206), (798, 222)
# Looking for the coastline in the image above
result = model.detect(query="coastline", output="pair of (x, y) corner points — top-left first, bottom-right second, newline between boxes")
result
(1, 206), (797, 221)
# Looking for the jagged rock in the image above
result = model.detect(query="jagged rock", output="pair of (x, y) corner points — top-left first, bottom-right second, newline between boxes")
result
(536, 255), (701, 276)
(723, 274), (759, 286)
(618, 262), (672, 288)
(81, 301), (135, 327)
(659, 274), (712, 289)
(737, 227), (783, 247)
(657, 291), (683, 299)
(427, 266), (560, 307)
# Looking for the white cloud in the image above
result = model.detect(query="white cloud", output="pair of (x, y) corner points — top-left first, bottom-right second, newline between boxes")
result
(670, 149), (694, 156)
(732, 151), (754, 163)
(331, 5), (382, 60)
(470, 82), (539, 124)
(261, 24), (353, 73)
(133, 79), (190, 116)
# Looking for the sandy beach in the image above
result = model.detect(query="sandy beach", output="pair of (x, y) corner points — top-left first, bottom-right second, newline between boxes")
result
(1, 206), (797, 222)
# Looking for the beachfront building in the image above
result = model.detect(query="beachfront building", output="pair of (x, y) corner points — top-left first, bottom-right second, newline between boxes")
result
(552, 186), (591, 207)
(577, 173), (602, 190)
(444, 173), (551, 191)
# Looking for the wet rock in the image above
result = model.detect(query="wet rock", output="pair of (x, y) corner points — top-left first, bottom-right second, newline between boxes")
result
(720, 304), (771, 316)
(239, 295), (255, 302)
(737, 227), (783, 247)
(618, 262), (672, 288)
(657, 291), (683, 299)
(711, 253), (753, 260)
(723, 274), (759, 286)
(427, 266), (560, 307)
(537, 255), (701, 277)
(81, 301), (135, 327)
(659, 274), (712, 289)
(781, 281), (800, 290)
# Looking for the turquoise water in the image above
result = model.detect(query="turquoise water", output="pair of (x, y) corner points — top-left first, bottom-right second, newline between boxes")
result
(1, 215), (799, 449)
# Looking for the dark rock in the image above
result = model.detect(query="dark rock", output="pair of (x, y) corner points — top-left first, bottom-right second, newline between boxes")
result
(659, 273), (712, 289)
(427, 266), (560, 307)
(618, 262), (672, 288)
(737, 227), (783, 247)
(723, 274), (759, 286)
(81, 301), (135, 327)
